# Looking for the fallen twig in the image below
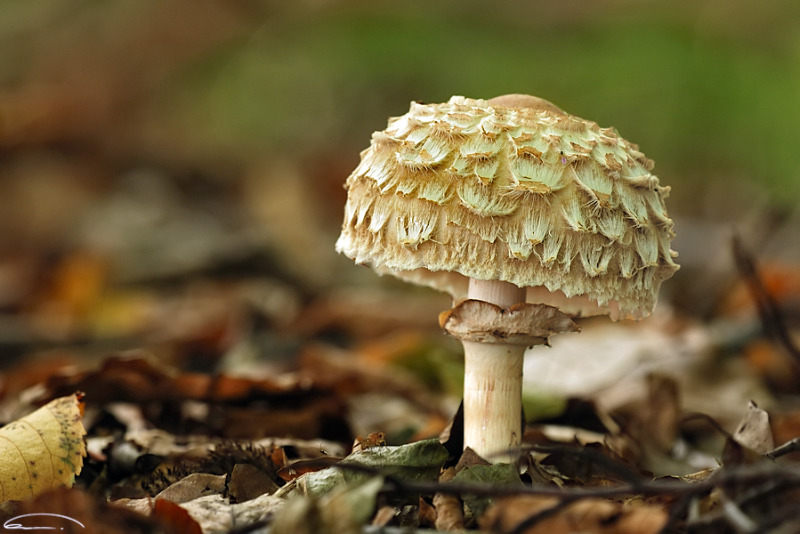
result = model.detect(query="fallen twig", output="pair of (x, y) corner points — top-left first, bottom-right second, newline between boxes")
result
(681, 412), (734, 439)
(282, 447), (800, 533)
(329, 458), (800, 502)
(658, 492), (696, 534)
(732, 234), (800, 369)
(766, 437), (800, 460)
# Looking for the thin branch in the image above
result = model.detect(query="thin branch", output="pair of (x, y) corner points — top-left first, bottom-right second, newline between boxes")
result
(718, 489), (758, 533)
(658, 491), (696, 534)
(290, 451), (800, 532)
(751, 507), (800, 534)
(737, 477), (800, 511)
(681, 412), (734, 439)
(732, 234), (800, 368)
(330, 458), (800, 502)
(766, 437), (800, 460)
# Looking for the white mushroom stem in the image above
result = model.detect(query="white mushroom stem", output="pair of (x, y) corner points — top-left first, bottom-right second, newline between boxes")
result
(462, 278), (527, 463)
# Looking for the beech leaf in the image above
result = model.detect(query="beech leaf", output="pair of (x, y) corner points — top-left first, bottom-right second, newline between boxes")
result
(0, 394), (87, 501)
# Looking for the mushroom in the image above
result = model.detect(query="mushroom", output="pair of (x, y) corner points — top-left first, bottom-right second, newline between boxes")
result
(336, 94), (678, 462)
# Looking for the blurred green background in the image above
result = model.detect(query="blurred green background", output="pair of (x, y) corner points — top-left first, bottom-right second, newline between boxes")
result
(1, 0), (799, 332)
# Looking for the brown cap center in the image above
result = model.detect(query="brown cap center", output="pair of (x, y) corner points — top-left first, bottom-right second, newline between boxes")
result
(487, 94), (566, 115)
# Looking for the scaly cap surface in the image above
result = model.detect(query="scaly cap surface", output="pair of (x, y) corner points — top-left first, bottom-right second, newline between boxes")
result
(336, 95), (678, 319)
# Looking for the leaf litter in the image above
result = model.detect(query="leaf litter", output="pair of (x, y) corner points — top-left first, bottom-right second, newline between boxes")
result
(1, 25), (800, 530)
(2, 208), (800, 533)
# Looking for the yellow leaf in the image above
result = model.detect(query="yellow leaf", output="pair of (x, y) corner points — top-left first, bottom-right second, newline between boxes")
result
(0, 394), (87, 501)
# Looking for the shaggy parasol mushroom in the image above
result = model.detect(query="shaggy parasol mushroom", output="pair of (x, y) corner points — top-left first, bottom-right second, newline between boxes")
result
(336, 94), (678, 462)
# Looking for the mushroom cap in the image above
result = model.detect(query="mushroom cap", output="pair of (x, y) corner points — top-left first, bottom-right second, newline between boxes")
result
(336, 95), (679, 320)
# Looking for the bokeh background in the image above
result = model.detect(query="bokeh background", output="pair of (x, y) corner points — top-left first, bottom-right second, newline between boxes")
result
(1, 0), (799, 399)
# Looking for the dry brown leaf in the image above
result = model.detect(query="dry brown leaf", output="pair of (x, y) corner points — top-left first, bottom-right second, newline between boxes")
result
(372, 505), (398, 527)
(480, 495), (668, 534)
(153, 498), (203, 534)
(433, 466), (464, 531)
(292, 288), (449, 339)
(418, 496), (437, 528)
(719, 262), (800, 318)
(9, 487), (180, 534)
(0, 352), (78, 404)
(46, 353), (352, 441)
(228, 463), (280, 502)
(433, 491), (464, 532)
(644, 374), (682, 453)
(299, 343), (445, 416)
(46, 354), (178, 404)
(28, 251), (110, 340)
(0, 394), (86, 501)
(743, 339), (797, 391)
(155, 473), (226, 504)
(772, 410), (800, 461)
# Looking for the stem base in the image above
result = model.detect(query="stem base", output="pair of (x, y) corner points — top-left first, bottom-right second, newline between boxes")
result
(462, 340), (525, 462)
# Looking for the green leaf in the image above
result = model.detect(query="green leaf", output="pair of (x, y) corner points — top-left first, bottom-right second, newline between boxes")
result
(451, 463), (523, 518)
(297, 439), (448, 498)
(272, 476), (384, 534)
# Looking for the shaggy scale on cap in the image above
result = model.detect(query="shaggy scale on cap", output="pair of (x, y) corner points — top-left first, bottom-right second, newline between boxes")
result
(336, 95), (679, 319)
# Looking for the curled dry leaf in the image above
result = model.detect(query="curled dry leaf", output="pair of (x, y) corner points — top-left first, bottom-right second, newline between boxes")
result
(722, 400), (775, 466)
(438, 300), (579, 344)
(433, 467), (464, 531)
(733, 400), (774, 454)
(418, 496), (437, 528)
(433, 491), (464, 531)
(0, 394), (86, 501)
